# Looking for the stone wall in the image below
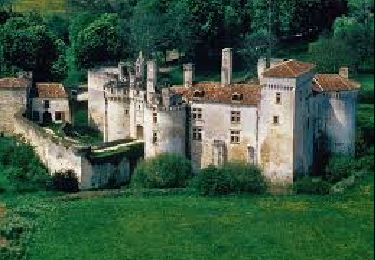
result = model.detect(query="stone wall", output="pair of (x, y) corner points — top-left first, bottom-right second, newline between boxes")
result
(144, 106), (186, 158)
(190, 103), (258, 170)
(0, 88), (28, 133)
(31, 97), (71, 124)
(88, 67), (118, 133)
(13, 111), (131, 190)
(312, 90), (358, 155)
(258, 77), (296, 184)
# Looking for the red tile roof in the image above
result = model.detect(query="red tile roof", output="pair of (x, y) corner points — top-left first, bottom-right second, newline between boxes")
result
(0, 78), (30, 89)
(313, 74), (360, 92)
(262, 60), (315, 78)
(35, 83), (68, 98)
(170, 82), (261, 106)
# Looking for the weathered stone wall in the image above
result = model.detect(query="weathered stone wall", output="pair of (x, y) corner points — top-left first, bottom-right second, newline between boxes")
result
(294, 72), (314, 175)
(312, 90), (358, 155)
(190, 103), (258, 170)
(0, 88), (28, 133)
(144, 106), (186, 158)
(88, 67), (118, 133)
(13, 112), (130, 190)
(129, 89), (146, 139)
(258, 77), (296, 184)
(31, 97), (71, 123)
(104, 96), (131, 142)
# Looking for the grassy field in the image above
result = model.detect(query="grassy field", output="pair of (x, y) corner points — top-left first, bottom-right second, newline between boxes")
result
(12, 0), (66, 13)
(25, 174), (373, 260)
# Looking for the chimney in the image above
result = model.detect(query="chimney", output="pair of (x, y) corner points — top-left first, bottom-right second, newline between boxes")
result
(118, 62), (126, 81)
(147, 60), (157, 101)
(339, 67), (349, 78)
(17, 71), (33, 81)
(221, 48), (232, 86)
(135, 51), (145, 79)
(183, 63), (194, 88)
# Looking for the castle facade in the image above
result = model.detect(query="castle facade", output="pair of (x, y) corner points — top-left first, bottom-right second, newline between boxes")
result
(88, 49), (360, 184)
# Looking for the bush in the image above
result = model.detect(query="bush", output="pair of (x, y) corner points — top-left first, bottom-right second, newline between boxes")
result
(294, 177), (331, 195)
(324, 155), (356, 183)
(131, 154), (193, 189)
(192, 166), (234, 196)
(50, 170), (79, 192)
(192, 162), (266, 196)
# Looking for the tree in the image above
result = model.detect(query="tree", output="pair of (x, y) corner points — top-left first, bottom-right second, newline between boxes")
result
(309, 37), (357, 73)
(333, 16), (374, 70)
(74, 13), (124, 69)
(0, 13), (67, 81)
(239, 30), (277, 69)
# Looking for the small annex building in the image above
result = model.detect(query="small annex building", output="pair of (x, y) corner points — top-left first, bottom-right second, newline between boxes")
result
(30, 82), (71, 125)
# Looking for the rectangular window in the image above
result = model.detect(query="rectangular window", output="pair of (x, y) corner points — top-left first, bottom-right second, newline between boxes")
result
(152, 132), (158, 144)
(55, 111), (64, 121)
(231, 111), (241, 124)
(192, 108), (202, 120)
(44, 100), (50, 109)
(230, 130), (240, 144)
(153, 113), (157, 124)
(276, 92), (281, 104)
(192, 127), (202, 141)
(273, 116), (279, 125)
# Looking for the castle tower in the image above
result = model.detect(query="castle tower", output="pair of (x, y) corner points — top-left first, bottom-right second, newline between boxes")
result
(257, 60), (315, 184)
(221, 48), (232, 86)
(103, 82), (130, 142)
(147, 60), (157, 103)
(183, 63), (195, 88)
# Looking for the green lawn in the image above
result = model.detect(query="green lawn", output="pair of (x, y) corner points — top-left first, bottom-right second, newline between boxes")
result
(26, 174), (374, 260)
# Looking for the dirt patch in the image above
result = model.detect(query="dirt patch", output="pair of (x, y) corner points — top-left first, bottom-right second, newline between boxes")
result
(0, 204), (6, 218)
(0, 236), (9, 248)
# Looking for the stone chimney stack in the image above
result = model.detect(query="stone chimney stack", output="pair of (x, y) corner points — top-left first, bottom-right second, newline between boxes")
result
(118, 62), (126, 81)
(339, 67), (349, 78)
(183, 63), (195, 88)
(147, 60), (157, 101)
(221, 48), (232, 86)
(135, 51), (145, 80)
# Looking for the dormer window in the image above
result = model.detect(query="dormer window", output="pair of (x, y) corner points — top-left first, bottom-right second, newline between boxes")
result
(232, 93), (243, 102)
(193, 90), (205, 98)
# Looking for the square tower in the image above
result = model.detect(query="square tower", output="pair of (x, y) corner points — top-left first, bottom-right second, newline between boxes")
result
(258, 60), (315, 184)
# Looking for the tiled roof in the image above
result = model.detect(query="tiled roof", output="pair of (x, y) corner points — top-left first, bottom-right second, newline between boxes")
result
(170, 82), (261, 106)
(35, 83), (68, 98)
(262, 60), (315, 78)
(313, 74), (360, 92)
(0, 78), (30, 89)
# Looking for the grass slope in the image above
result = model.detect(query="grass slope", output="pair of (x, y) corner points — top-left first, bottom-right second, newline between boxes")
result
(28, 174), (374, 260)
(12, 0), (66, 13)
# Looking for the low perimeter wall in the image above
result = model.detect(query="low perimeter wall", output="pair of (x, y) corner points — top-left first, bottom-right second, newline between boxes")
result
(13, 112), (132, 190)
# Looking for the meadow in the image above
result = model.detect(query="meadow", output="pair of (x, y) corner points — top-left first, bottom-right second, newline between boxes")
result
(24, 173), (373, 260)
(12, 0), (66, 13)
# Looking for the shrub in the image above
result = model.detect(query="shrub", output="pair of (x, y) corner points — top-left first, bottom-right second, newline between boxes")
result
(6, 166), (50, 192)
(131, 154), (193, 189)
(294, 177), (331, 195)
(192, 166), (234, 196)
(324, 155), (356, 183)
(50, 170), (79, 192)
(192, 162), (266, 196)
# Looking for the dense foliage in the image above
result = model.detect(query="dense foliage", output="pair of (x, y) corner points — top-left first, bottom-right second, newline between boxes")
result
(0, 136), (50, 192)
(50, 170), (79, 192)
(192, 162), (266, 196)
(2, 0), (372, 83)
(132, 153), (193, 189)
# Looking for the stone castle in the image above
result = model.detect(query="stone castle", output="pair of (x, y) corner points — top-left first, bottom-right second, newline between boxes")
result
(88, 49), (360, 184)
